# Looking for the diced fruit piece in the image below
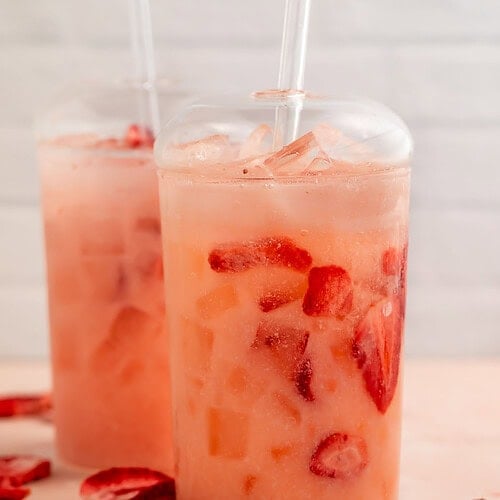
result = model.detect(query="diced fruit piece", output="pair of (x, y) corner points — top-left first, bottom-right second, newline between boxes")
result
(80, 467), (175, 499)
(93, 307), (159, 369)
(208, 408), (249, 459)
(352, 297), (403, 413)
(252, 322), (309, 379)
(182, 319), (214, 374)
(382, 247), (399, 276)
(196, 284), (238, 319)
(0, 456), (51, 486)
(209, 237), (312, 273)
(310, 433), (368, 479)
(0, 480), (30, 500)
(302, 266), (353, 318)
(0, 395), (52, 418)
(124, 124), (155, 149)
(294, 358), (314, 401)
(242, 475), (257, 495)
(258, 279), (308, 313)
(270, 445), (293, 463)
(273, 392), (301, 424)
(226, 366), (249, 394)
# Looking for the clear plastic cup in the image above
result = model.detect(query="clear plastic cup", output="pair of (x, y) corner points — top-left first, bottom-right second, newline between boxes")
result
(37, 79), (191, 472)
(155, 91), (412, 499)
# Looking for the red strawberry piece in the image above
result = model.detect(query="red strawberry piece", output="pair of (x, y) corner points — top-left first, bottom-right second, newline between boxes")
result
(302, 266), (353, 318)
(124, 124), (155, 149)
(0, 456), (51, 487)
(382, 245), (409, 313)
(294, 358), (314, 401)
(258, 290), (294, 313)
(80, 467), (175, 500)
(310, 433), (368, 479)
(209, 237), (312, 273)
(252, 322), (309, 379)
(352, 297), (403, 413)
(0, 394), (52, 418)
(0, 480), (30, 500)
(382, 247), (399, 276)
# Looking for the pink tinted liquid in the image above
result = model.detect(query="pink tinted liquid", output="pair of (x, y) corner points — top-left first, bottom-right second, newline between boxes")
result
(159, 164), (409, 499)
(39, 139), (172, 472)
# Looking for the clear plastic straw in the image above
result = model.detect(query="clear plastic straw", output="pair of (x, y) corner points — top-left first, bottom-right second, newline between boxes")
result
(273, 0), (312, 148)
(128, 0), (161, 135)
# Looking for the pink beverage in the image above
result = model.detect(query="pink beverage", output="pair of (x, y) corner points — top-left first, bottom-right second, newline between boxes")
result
(38, 125), (172, 472)
(156, 94), (411, 499)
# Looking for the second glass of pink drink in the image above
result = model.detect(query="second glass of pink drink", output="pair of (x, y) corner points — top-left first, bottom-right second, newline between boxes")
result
(156, 93), (412, 498)
(38, 81), (189, 472)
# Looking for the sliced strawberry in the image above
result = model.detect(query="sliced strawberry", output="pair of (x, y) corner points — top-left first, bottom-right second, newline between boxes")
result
(382, 247), (399, 276)
(382, 245), (408, 314)
(0, 480), (30, 500)
(302, 266), (353, 318)
(80, 467), (175, 499)
(252, 322), (309, 379)
(209, 237), (312, 273)
(0, 394), (52, 418)
(310, 433), (368, 479)
(352, 297), (403, 413)
(258, 290), (298, 312)
(0, 456), (51, 487)
(124, 124), (155, 149)
(294, 358), (314, 401)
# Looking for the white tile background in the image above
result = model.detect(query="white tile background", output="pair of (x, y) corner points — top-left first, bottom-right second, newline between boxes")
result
(0, 0), (499, 358)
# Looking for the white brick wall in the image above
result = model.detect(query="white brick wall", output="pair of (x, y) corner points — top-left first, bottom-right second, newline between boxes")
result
(0, 0), (499, 358)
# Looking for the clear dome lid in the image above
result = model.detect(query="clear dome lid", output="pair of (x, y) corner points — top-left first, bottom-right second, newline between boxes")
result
(36, 78), (194, 148)
(155, 90), (413, 178)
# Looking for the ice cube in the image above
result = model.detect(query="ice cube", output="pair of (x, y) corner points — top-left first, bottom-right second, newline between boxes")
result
(208, 407), (249, 459)
(264, 131), (317, 175)
(182, 318), (214, 374)
(238, 124), (272, 159)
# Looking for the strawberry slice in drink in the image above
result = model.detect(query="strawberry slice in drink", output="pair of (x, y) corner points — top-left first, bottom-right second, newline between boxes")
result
(252, 322), (309, 380)
(209, 236), (312, 273)
(310, 433), (368, 479)
(352, 297), (403, 413)
(124, 124), (154, 149)
(0, 394), (52, 418)
(0, 480), (30, 500)
(80, 467), (175, 499)
(294, 358), (314, 401)
(302, 265), (353, 318)
(0, 456), (51, 487)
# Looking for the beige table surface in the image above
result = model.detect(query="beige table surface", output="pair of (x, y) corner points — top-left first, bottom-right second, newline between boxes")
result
(0, 360), (499, 500)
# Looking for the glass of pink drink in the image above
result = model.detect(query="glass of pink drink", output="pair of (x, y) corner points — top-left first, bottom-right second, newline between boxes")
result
(37, 81), (188, 472)
(156, 93), (412, 499)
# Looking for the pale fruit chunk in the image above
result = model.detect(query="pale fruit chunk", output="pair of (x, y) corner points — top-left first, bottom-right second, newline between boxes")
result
(208, 408), (249, 459)
(197, 283), (239, 320)
(182, 318), (214, 374)
(92, 306), (158, 369)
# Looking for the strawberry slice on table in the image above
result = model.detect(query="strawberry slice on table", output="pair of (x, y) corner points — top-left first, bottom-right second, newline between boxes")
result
(80, 467), (175, 499)
(302, 265), (353, 318)
(310, 433), (368, 479)
(0, 480), (30, 500)
(0, 394), (52, 418)
(294, 358), (314, 401)
(0, 456), (51, 487)
(352, 297), (403, 413)
(252, 322), (309, 379)
(124, 124), (155, 149)
(209, 237), (312, 273)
